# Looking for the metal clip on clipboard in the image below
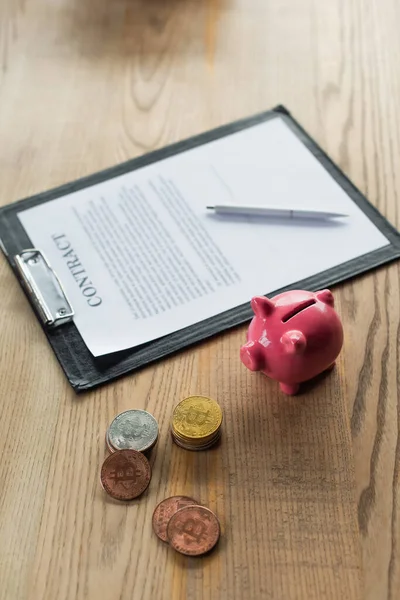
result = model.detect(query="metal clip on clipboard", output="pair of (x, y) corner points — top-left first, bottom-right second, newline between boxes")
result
(14, 249), (74, 327)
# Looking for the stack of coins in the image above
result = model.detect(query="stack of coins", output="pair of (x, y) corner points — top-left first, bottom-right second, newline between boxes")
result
(152, 496), (221, 556)
(171, 395), (222, 451)
(106, 409), (159, 454)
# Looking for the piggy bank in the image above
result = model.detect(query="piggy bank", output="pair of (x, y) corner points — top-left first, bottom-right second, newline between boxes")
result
(240, 289), (343, 395)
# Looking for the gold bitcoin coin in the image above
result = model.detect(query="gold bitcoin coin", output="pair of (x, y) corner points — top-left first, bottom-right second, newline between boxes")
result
(171, 423), (217, 441)
(171, 424), (220, 446)
(172, 396), (222, 440)
(171, 430), (221, 451)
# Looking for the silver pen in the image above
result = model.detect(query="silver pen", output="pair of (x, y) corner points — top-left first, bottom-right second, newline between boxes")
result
(206, 204), (348, 220)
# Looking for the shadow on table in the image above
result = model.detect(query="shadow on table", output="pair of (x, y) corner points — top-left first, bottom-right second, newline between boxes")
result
(62, 0), (232, 61)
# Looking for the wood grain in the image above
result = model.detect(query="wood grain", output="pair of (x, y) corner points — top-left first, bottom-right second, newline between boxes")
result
(0, 0), (399, 598)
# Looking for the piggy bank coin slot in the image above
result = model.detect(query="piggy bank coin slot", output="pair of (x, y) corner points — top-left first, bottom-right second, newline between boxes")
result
(282, 299), (316, 323)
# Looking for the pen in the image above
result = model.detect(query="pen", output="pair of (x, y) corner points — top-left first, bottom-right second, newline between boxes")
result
(206, 204), (348, 220)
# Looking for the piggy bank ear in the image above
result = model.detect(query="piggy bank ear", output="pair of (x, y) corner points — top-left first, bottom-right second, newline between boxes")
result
(316, 289), (334, 307)
(280, 330), (307, 355)
(250, 296), (274, 318)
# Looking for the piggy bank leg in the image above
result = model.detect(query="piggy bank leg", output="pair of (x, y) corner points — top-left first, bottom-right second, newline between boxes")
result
(279, 382), (300, 395)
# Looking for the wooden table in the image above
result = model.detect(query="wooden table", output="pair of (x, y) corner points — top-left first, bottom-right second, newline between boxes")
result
(0, 1), (399, 599)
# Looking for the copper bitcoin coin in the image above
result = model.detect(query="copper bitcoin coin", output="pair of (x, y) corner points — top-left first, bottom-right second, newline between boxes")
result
(167, 505), (220, 556)
(100, 449), (151, 501)
(152, 496), (199, 542)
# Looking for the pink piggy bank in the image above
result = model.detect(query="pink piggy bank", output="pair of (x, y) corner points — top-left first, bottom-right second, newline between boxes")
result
(240, 289), (343, 395)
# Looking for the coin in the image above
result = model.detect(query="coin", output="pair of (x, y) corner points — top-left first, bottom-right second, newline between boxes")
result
(171, 396), (222, 451)
(105, 430), (114, 453)
(172, 396), (222, 439)
(106, 427), (158, 455)
(171, 430), (221, 451)
(152, 496), (199, 542)
(108, 410), (159, 453)
(171, 424), (219, 443)
(100, 449), (151, 500)
(167, 505), (221, 556)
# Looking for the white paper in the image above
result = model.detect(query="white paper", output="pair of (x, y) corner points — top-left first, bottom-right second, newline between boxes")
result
(18, 117), (389, 356)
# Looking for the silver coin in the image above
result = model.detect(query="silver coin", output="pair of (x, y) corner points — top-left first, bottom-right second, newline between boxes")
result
(106, 426), (158, 454)
(108, 410), (159, 452)
(105, 429), (116, 453)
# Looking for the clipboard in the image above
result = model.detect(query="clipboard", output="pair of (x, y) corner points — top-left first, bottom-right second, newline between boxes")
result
(1, 105), (400, 392)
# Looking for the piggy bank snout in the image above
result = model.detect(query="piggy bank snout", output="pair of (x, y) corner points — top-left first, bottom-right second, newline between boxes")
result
(240, 341), (264, 372)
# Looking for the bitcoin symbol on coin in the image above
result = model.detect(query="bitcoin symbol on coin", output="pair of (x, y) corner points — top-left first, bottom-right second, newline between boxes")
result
(177, 518), (207, 544)
(184, 407), (210, 427)
(109, 464), (139, 489)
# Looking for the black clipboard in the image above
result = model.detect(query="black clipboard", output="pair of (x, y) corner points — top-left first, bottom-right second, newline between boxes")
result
(1, 105), (399, 392)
